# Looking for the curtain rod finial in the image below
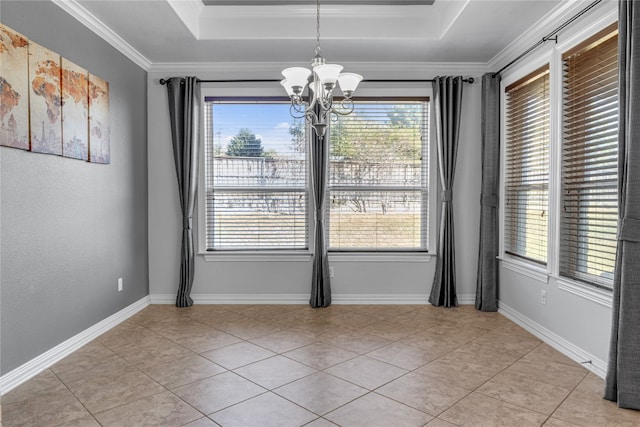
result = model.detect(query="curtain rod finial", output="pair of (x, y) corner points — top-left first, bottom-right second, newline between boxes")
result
(159, 78), (167, 85)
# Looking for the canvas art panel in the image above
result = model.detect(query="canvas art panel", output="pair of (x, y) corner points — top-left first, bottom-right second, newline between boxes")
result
(29, 41), (63, 155)
(61, 58), (89, 160)
(0, 24), (30, 150)
(89, 73), (110, 164)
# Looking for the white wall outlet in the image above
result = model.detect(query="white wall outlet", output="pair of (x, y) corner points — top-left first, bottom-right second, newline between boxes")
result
(329, 266), (335, 278)
(118, 277), (123, 292)
(540, 289), (547, 305)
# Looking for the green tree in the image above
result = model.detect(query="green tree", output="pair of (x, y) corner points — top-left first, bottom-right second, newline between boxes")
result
(289, 118), (305, 153)
(226, 128), (264, 157)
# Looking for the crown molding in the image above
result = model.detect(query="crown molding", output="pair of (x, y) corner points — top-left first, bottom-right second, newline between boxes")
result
(488, 0), (617, 73)
(148, 61), (488, 79)
(52, 0), (152, 71)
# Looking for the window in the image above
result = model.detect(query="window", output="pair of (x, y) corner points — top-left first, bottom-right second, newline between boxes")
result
(203, 98), (308, 250)
(504, 65), (550, 264)
(327, 99), (429, 251)
(560, 24), (618, 288)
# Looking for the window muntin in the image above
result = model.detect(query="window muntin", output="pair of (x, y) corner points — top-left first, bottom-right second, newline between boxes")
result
(204, 99), (308, 250)
(560, 24), (618, 288)
(327, 100), (429, 251)
(504, 65), (551, 264)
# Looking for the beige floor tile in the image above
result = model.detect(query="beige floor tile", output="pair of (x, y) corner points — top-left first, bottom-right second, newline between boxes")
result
(324, 356), (408, 390)
(93, 390), (202, 426)
(324, 330), (392, 354)
(181, 417), (220, 427)
(542, 418), (582, 426)
(425, 419), (459, 427)
(3, 370), (63, 405)
(470, 330), (541, 358)
(414, 355), (499, 391)
(505, 358), (588, 390)
(234, 355), (317, 389)
(62, 366), (165, 414)
(360, 321), (420, 341)
(153, 323), (244, 353)
(523, 343), (579, 367)
(50, 341), (121, 379)
(8, 305), (640, 427)
(377, 372), (469, 416)
(284, 342), (358, 370)
(249, 329), (316, 353)
(303, 418), (339, 426)
(275, 372), (367, 415)
(173, 371), (266, 414)
(217, 318), (284, 340)
(552, 389), (640, 427)
(202, 341), (276, 369)
(210, 392), (317, 427)
(367, 341), (439, 370)
(55, 413), (102, 426)
(573, 372), (605, 397)
(3, 384), (91, 427)
(140, 353), (227, 389)
(477, 371), (571, 416)
(440, 392), (548, 426)
(105, 333), (196, 370)
(325, 393), (433, 427)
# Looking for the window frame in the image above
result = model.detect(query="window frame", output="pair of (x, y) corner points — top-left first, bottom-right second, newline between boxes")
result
(198, 84), (437, 261)
(326, 97), (431, 253)
(198, 85), (314, 260)
(498, 9), (618, 299)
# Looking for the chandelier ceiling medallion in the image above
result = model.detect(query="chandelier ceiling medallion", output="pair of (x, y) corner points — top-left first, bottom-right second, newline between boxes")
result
(280, 0), (363, 137)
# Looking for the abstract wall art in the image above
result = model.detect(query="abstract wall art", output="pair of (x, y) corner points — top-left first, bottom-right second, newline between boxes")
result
(89, 73), (110, 164)
(29, 41), (63, 155)
(0, 24), (30, 150)
(61, 58), (89, 161)
(0, 23), (110, 164)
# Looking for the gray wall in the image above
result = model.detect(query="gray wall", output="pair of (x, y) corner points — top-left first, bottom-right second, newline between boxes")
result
(147, 68), (483, 301)
(1, 1), (148, 374)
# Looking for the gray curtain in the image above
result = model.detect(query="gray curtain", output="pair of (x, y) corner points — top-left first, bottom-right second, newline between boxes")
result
(310, 105), (331, 308)
(475, 73), (501, 312)
(429, 76), (464, 308)
(166, 77), (201, 308)
(605, 0), (640, 410)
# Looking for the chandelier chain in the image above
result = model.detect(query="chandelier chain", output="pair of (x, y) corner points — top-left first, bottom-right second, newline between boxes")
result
(315, 0), (321, 56)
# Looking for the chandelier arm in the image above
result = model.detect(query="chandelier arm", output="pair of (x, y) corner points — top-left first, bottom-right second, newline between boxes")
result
(289, 103), (307, 119)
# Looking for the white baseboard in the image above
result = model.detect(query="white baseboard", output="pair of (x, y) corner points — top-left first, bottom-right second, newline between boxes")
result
(499, 302), (607, 378)
(0, 296), (150, 396)
(150, 293), (476, 305)
(150, 293), (310, 304)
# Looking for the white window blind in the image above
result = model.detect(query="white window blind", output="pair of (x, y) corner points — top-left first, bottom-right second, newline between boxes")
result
(204, 99), (308, 250)
(560, 24), (618, 288)
(327, 100), (429, 251)
(504, 65), (550, 264)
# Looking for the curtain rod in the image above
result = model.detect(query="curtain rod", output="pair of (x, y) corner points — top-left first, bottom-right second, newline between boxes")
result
(493, 0), (603, 77)
(158, 77), (475, 85)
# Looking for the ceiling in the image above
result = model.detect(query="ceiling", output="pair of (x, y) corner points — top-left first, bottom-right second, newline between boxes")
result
(70, 0), (568, 66)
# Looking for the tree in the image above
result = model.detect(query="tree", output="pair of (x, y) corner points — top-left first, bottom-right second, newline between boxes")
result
(226, 128), (264, 157)
(289, 118), (305, 153)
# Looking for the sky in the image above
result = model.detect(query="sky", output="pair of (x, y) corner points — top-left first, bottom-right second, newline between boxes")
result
(211, 103), (300, 154)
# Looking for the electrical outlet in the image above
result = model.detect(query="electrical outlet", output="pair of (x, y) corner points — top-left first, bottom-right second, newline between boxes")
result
(540, 289), (547, 305)
(118, 277), (123, 292)
(329, 267), (335, 278)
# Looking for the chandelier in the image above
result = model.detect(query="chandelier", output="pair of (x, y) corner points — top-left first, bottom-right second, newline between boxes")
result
(280, 0), (363, 137)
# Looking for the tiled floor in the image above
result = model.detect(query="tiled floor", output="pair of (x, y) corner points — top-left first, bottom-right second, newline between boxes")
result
(4, 304), (640, 426)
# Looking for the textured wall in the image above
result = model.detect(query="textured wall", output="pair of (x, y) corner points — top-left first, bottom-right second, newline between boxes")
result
(1, 1), (148, 374)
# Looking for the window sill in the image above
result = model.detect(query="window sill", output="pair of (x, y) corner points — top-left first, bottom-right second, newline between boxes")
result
(554, 276), (613, 309)
(202, 251), (313, 262)
(498, 256), (549, 284)
(329, 252), (434, 263)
